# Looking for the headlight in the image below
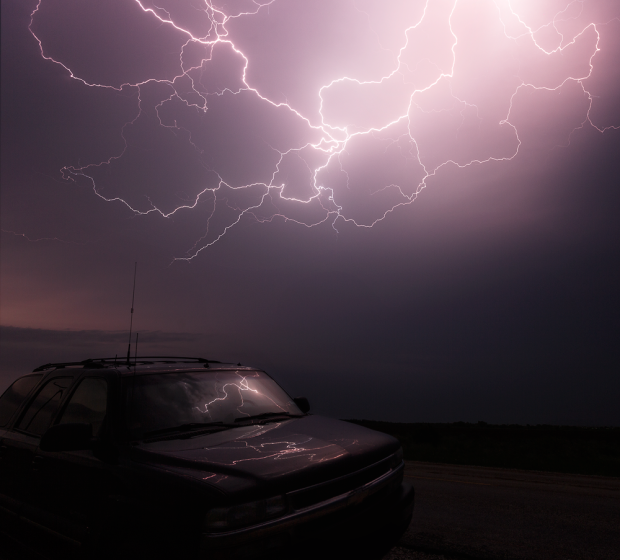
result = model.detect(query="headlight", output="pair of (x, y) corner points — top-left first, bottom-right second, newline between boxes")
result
(390, 447), (404, 470)
(204, 495), (287, 531)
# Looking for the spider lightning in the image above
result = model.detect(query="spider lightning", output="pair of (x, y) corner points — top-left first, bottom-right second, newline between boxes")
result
(26, 0), (619, 260)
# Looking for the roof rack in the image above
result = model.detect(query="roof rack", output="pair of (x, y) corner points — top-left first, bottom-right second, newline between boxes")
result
(32, 356), (222, 373)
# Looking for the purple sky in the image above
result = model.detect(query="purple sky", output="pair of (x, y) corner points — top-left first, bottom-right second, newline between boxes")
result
(1, 0), (619, 425)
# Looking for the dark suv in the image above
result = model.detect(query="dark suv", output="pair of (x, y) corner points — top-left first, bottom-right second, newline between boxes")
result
(0, 357), (414, 559)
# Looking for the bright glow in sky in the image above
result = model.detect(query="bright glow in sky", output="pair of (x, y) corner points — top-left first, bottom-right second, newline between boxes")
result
(23, 0), (619, 260)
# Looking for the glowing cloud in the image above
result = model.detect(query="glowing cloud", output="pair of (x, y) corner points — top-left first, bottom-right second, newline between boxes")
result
(25, 0), (619, 259)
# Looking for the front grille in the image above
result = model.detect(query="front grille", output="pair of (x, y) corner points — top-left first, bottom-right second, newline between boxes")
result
(287, 458), (393, 511)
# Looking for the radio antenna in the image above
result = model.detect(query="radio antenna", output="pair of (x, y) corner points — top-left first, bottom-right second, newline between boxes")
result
(134, 333), (139, 372)
(126, 262), (137, 364)
(129, 332), (139, 440)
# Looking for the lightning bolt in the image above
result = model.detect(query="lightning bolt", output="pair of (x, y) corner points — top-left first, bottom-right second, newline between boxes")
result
(0, 229), (85, 245)
(24, 0), (619, 260)
(193, 370), (287, 419)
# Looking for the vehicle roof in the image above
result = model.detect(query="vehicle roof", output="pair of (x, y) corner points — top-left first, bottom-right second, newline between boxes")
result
(31, 357), (257, 376)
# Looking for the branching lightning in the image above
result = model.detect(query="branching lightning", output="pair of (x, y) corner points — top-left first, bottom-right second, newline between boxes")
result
(194, 370), (286, 419)
(24, 0), (619, 259)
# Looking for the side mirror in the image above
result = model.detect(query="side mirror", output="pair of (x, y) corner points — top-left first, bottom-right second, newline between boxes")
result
(293, 397), (310, 414)
(40, 423), (93, 452)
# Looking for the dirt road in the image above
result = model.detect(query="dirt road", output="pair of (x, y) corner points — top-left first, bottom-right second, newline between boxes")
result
(383, 461), (620, 560)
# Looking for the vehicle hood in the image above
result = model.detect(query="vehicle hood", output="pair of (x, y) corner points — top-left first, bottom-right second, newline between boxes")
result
(131, 416), (399, 496)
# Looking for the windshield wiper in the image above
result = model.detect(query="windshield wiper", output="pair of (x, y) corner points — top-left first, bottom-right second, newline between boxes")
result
(143, 421), (233, 438)
(235, 412), (303, 424)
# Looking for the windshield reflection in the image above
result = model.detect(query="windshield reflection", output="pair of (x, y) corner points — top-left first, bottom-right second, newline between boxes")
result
(125, 370), (302, 440)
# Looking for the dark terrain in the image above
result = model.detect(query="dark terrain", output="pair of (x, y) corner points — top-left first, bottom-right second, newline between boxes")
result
(346, 421), (620, 477)
(384, 461), (620, 560)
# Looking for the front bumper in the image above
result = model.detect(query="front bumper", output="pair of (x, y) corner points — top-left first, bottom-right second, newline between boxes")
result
(201, 462), (414, 559)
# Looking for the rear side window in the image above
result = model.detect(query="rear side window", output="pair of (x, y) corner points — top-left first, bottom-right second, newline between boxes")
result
(58, 377), (108, 436)
(16, 377), (73, 436)
(0, 375), (43, 427)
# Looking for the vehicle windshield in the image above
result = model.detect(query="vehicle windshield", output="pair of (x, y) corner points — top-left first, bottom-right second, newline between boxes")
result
(124, 369), (302, 440)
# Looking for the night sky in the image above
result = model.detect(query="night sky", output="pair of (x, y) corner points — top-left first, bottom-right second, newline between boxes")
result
(1, 0), (619, 426)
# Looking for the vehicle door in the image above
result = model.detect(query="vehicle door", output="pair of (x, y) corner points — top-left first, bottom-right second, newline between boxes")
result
(1, 376), (74, 508)
(37, 375), (121, 537)
(0, 374), (43, 498)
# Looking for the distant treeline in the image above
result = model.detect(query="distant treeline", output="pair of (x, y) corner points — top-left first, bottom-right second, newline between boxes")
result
(345, 420), (620, 477)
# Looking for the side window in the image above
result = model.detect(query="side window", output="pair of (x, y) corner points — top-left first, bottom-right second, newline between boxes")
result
(58, 377), (108, 436)
(16, 377), (73, 436)
(0, 375), (43, 427)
